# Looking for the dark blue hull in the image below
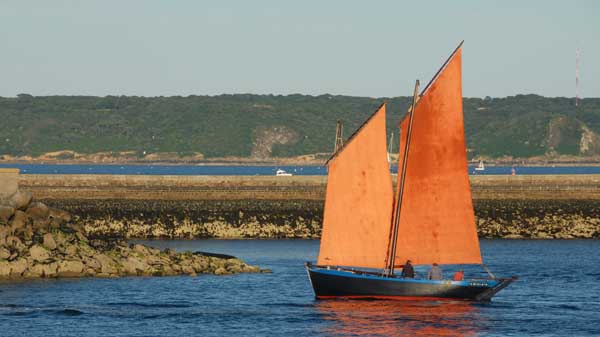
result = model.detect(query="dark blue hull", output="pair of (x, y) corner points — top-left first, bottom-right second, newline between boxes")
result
(306, 264), (514, 301)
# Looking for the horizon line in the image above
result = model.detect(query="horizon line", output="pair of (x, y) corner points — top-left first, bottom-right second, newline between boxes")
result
(1, 92), (594, 100)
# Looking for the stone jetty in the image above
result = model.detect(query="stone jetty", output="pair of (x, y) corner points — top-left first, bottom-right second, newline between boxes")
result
(18, 174), (600, 240)
(0, 188), (261, 279)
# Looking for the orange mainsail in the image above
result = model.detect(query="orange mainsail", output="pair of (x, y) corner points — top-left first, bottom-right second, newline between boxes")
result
(317, 104), (394, 269)
(391, 46), (482, 265)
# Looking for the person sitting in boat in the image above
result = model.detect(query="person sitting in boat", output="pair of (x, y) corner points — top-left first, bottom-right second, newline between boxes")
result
(401, 260), (415, 278)
(427, 263), (443, 280)
(453, 269), (465, 281)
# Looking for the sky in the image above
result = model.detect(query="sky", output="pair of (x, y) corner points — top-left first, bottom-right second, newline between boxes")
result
(0, 0), (598, 98)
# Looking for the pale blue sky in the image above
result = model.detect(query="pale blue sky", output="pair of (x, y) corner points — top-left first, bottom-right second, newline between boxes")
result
(1, 0), (598, 98)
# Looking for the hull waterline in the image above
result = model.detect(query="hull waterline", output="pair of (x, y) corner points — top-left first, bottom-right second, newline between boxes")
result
(306, 263), (515, 302)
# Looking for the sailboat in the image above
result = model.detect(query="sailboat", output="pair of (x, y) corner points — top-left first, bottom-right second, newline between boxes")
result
(475, 160), (485, 172)
(306, 42), (515, 301)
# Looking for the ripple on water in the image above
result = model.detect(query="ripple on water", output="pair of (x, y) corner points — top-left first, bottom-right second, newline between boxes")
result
(2, 308), (84, 317)
(105, 301), (195, 309)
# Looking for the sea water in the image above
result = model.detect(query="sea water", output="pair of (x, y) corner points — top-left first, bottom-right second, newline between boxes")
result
(3, 163), (600, 175)
(1, 239), (598, 336)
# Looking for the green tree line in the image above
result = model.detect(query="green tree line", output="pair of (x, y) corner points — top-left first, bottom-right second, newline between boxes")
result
(1, 94), (598, 158)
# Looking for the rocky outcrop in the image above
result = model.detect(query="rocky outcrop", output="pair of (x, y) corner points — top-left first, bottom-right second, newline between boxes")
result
(251, 125), (300, 158)
(0, 191), (262, 279)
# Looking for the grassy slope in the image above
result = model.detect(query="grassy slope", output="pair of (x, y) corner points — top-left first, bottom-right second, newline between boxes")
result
(0, 94), (597, 159)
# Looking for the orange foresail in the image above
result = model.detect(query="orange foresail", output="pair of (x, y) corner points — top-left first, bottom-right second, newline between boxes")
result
(392, 46), (482, 265)
(317, 104), (394, 269)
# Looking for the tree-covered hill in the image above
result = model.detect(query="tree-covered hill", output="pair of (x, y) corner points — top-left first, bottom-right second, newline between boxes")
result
(1, 93), (599, 160)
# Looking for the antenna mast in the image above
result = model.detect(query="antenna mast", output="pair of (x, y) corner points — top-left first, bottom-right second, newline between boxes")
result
(576, 47), (580, 107)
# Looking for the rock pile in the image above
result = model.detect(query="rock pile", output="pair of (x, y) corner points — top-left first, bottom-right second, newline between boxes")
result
(0, 190), (261, 279)
(475, 199), (600, 239)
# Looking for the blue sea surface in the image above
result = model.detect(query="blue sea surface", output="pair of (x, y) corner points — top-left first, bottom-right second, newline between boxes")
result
(2, 163), (600, 175)
(1, 239), (598, 336)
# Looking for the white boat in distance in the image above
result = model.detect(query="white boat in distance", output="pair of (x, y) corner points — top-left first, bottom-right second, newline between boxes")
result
(275, 169), (293, 176)
(475, 160), (485, 171)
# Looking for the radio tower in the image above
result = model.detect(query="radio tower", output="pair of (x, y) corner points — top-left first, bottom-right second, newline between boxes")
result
(576, 47), (580, 107)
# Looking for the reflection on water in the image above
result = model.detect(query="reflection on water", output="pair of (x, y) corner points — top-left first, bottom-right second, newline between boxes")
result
(316, 299), (481, 336)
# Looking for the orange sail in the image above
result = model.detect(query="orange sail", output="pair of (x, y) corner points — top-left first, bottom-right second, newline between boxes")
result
(392, 46), (482, 265)
(317, 104), (394, 269)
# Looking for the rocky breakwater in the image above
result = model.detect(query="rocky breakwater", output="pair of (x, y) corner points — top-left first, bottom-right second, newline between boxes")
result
(0, 190), (261, 279)
(20, 174), (600, 240)
(74, 200), (323, 239)
(23, 174), (325, 239)
(475, 199), (600, 239)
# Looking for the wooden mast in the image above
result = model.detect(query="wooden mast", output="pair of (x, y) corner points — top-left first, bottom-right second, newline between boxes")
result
(386, 80), (420, 276)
